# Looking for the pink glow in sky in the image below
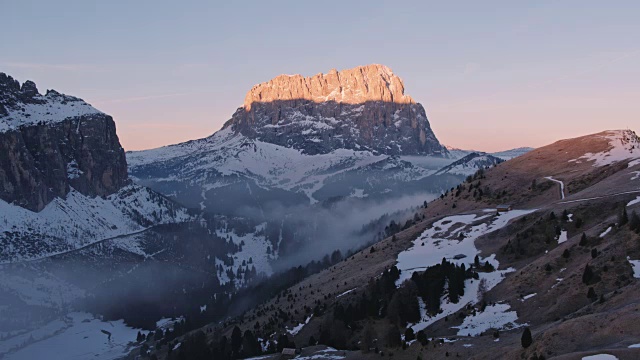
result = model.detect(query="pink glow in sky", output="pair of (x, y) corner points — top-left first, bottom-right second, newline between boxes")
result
(3, 1), (638, 152)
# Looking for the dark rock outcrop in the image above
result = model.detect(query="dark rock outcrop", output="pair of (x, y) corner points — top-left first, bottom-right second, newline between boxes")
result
(0, 73), (128, 211)
(224, 64), (447, 156)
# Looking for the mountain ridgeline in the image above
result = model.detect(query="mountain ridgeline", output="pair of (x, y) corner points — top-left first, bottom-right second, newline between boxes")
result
(226, 64), (446, 156)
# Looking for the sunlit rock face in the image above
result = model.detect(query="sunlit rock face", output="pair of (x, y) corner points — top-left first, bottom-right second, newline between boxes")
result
(225, 64), (447, 156)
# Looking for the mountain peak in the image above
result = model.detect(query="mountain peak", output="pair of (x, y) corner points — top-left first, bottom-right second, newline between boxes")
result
(243, 64), (414, 111)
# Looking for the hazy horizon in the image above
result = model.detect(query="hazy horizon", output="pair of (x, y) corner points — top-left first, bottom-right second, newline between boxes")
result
(2, 0), (638, 152)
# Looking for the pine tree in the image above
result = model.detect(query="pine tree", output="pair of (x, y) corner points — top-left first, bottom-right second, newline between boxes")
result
(231, 326), (242, 354)
(385, 325), (402, 348)
(620, 207), (629, 226)
(562, 249), (570, 259)
(582, 264), (594, 285)
(587, 287), (597, 300)
(591, 248), (599, 259)
(521, 327), (533, 348)
(579, 233), (587, 246)
(630, 211), (640, 232)
(404, 328), (415, 342)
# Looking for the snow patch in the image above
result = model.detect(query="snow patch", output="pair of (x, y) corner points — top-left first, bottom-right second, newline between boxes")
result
(1, 312), (146, 360)
(569, 130), (640, 167)
(627, 257), (640, 278)
(452, 303), (525, 336)
(557, 231), (568, 244)
(599, 227), (612, 238)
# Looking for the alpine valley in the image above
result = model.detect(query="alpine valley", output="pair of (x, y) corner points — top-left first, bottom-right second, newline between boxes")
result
(1, 64), (638, 360)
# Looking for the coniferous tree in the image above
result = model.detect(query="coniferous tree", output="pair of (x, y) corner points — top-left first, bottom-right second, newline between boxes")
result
(361, 322), (376, 353)
(521, 327), (533, 348)
(630, 211), (640, 232)
(587, 287), (597, 300)
(385, 326), (402, 348)
(231, 326), (242, 354)
(591, 248), (599, 259)
(562, 249), (570, 259)
(582, 264), (594, 285)
(579, 233), (588, 246)
(620, 208), (629, 226)
(404, 328), (415, 341)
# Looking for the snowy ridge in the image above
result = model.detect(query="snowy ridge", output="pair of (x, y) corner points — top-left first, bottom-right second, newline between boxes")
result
(0, 90), (102, 133)
(569, 130), (640, 167)
(128, 127), (436, 204)
(0, 184), (191, 263)
(435, 152), (504, 176)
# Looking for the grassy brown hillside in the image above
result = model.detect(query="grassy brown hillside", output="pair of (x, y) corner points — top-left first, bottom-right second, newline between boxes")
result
(141, 130), (640, 360)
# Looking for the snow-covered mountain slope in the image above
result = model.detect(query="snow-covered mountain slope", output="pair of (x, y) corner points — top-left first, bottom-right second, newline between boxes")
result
(0, 184), (191, 263)
(0, 72), (194, 263)
(435, 152), (504, 176)
(128, 126), (457, 210)
(491, 147), (534, 160)
(128, 65), (467, 214)
(444, 145), (533, 161)
(569, 129), (640, 167)
(0, 74), (102, 133)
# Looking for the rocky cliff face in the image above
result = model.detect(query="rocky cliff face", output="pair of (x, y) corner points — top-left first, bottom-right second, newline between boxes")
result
(0, 73), (128, 211)
(225, 64), (447, 156)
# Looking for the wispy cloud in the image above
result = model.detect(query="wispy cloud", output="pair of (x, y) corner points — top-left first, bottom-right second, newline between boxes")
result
(93, 93), (193, 104)
(0, 62), (101, 72)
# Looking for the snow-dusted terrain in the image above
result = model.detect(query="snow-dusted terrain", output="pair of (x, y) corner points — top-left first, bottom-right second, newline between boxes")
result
(569, 130), (640, 167)
(435, 153), (503, 176)
(0, 184), (191, 263)
(128, 126), (445, 205)
(1, 312), (145, 360)
(395, 209), (536, 332)
(0, 90), (102, 133)
(452, 303), (525, 336)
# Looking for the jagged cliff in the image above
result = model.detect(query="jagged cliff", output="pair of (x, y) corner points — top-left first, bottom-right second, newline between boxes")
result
(225, 64), (446, 155)
(0, 73), (128, 211)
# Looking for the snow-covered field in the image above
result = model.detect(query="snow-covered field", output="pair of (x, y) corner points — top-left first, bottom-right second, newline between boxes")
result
(395, 209), (536, 332)
(1, 312), (145, 360)
(452, 303), (525, 336)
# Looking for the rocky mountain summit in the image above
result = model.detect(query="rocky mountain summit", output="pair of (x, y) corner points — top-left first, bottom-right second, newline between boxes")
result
(224, 64), (446, 155)
(0, 73), (128, 211)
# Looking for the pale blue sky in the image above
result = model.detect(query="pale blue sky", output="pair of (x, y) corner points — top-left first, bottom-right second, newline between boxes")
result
(2, 1), (638, 151)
